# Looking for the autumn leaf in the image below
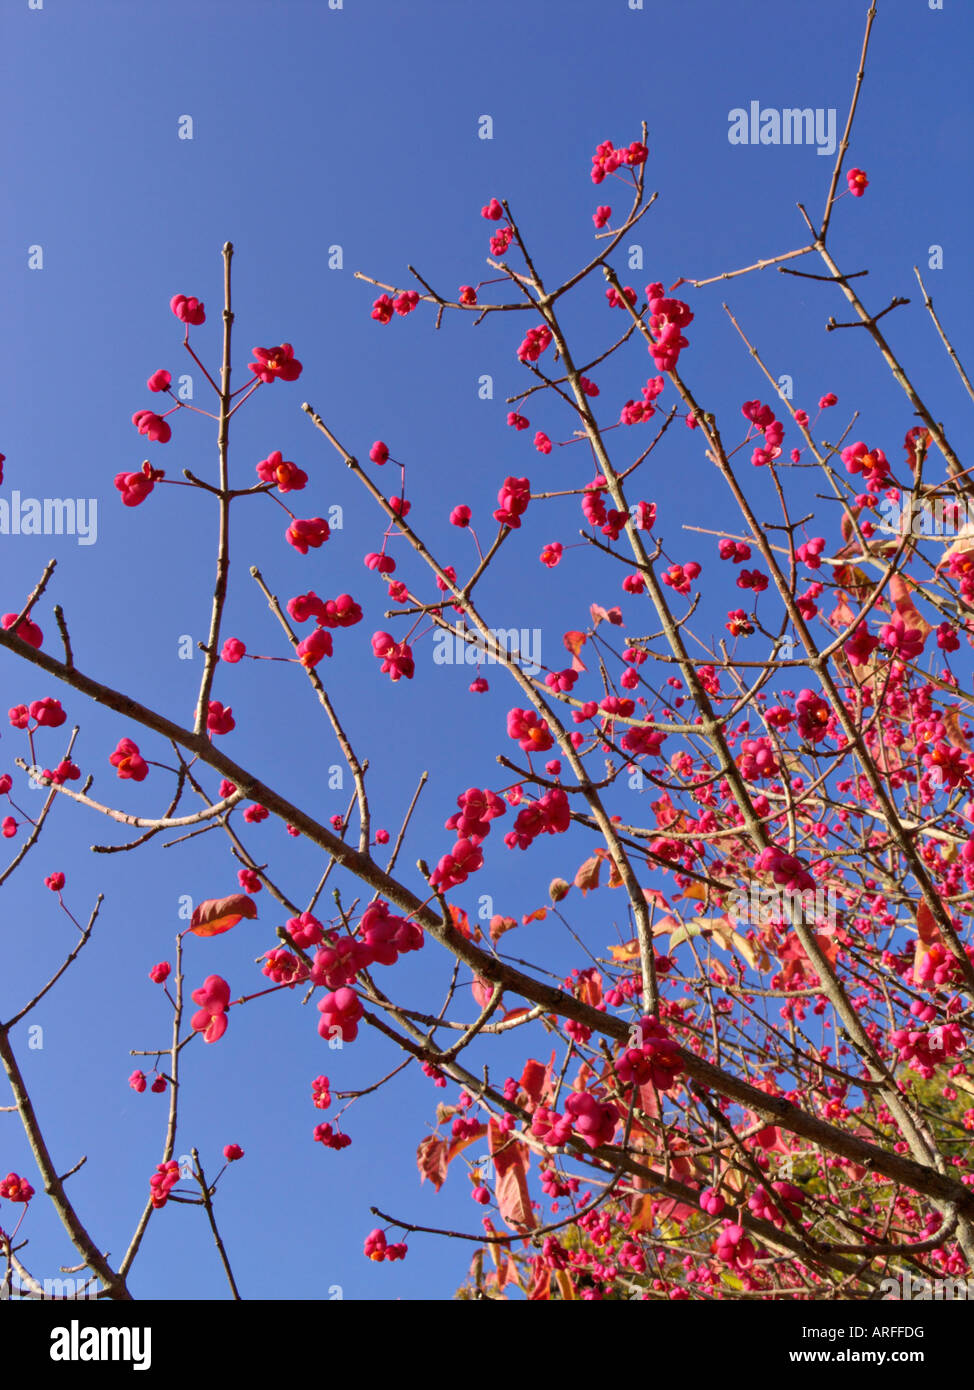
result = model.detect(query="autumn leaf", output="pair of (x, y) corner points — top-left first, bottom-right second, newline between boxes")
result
(189, 894), (258, 937)
(563, 630), (588, 672)
(576, 969), (603, 1009)
(609, 938), (640, 962)
(528, 1258), (551, 1300)
(828, 594), (856, 631)
(489, 914), (518, 944)
(519, 1053), (557, 1109)
(710, 959), (736, 989)
(649, 912), (683, 938)
(679, 881), (707, 902)
(916, 900), (940, 944)
(574, 854), (602, 894)
(483, 1218), (521, 1291)
(914, 899), (942, 979)
(629, 1194), (656, 1233)
(590, 603), (623, 627)
(812, 932), (839, 966)
(667, 917), (708, 950)
(889, 573), (935, 642)
(840, 507), (862, 546)
(489, 1118), (535, 1232)
(501, 1006), (533, 1023)
(643, 888), (671, 911)
(942, 708), (969, 750)
(417, 1134), (449, 1192)
(450, 902), (480, 941)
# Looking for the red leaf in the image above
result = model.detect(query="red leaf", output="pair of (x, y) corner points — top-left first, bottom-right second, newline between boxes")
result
(840, 507), (861, 545)
(489, 1118), (535, 1231)
(590, 603), (624, 627)
(577, 969), (603, 1009)
(528, 1255), (551, 1300)
(417, 1134), (449, 1192)
(500, 1006), (532, 1023)
(189, 894), (258, 937)
(519, 1058), (548, 1108)
(643, 888), (671, 910)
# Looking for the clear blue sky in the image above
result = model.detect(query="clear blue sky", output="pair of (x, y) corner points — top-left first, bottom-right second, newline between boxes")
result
(1, 0), (971, 1299)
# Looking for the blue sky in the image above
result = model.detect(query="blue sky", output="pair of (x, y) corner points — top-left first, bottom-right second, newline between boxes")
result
(1, 0), (972, 1300)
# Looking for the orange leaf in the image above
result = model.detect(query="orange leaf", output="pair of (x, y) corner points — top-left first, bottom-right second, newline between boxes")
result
(679, 881), (707, 902)
(522, 907), (548, 924)
(629, 1194), (656, 1233)
(189, 894), (258, 937)
(606, 856), (624, 889)
(563, 630), (588, 673)
(609, 938), (640, 962)
(574, 854), (602, 894)
(917, 900), (940, 945)
(489, 914), (518, 944)
(483, 1218), (521, 1290)
(449, 903), (477, 940)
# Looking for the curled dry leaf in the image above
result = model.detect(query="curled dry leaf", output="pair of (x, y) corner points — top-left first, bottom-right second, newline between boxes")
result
(189, 893), (258, 937)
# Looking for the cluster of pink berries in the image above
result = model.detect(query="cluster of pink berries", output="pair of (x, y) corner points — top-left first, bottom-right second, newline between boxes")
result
(129, 1070), (167, 1094)
(891, 1022), (965, 1079)
(364, 1229), (407, 1262)
(149, 1161), (181, 1210)
(590, 139), (648, 184)
(0, 1173), (34, 1203)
